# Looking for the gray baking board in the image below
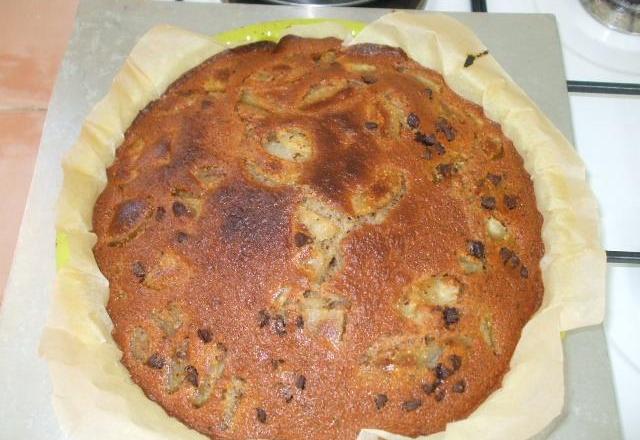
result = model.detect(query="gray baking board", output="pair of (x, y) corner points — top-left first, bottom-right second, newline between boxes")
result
(0, 0), (621, 438)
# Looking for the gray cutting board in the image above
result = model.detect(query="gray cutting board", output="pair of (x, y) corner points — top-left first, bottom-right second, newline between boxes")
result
(0, 0), (621, 438)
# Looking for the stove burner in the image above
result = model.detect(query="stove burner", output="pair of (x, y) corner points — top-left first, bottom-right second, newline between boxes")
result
(223, 0), (425, 8)
(581, 0), (640, 34)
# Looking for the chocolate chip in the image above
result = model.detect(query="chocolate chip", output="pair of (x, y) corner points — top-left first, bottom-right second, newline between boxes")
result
(401, 399), (422, 412)
(436, 163), (453, 178)
(155, 206), (166, 221)
(480, 196), (496, 210)
(407, 112), (421, 129)
(362, 73), (378, 84)
(449, 354), (462, 371)
(520, 266), (529, 278)
(364, 121), (379, 130)
(434, 390), (445, 402)
(468, 240), (485, 259)
(271, 358), (285, 370)
(185, 365), (199, 387)
(258, 310), (270, 328)
(294, 232), (312, 247)
(463, 50), (488, 68)
(295, 375), (306, 390)
(436, 117), (456, 142)
(256, 408), (267, 424)
(464, 55), (476, 68)
(197, 328), (213, 343)
(422, 383), (434, 395)
(504, 195), (518, 210)
(274, 315), (286, 336)
(500, 247), (520, 268)
(435, 363), (451, 380)
(172, 201), (188, 217)
(425, 88), (433, 100)
(415, 132), (436, 146)
(443, 307), (460, 327)
(111, 199), (147, 235)
(486, 173), (502, 186)
(453, 380), (466, 393)
(132, 261), (146, 280)
(422, 379), (442, 395)
(375, 393), (388, 410)
(146, 353), (165, 369)
(499, 247), (513, 264)
(417, 132), (446, 159)
(295, 315), (304, 329)
(201, 100), (213, 109)
(176, 231), (189, 243)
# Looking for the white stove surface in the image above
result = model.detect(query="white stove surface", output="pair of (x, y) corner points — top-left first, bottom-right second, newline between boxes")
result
(483, 1), (639, 439)
(488, 0), (640, 82)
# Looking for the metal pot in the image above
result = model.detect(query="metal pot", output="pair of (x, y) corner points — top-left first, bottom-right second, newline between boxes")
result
(581, 0), (640, 34)
(222, 0), (427, 8)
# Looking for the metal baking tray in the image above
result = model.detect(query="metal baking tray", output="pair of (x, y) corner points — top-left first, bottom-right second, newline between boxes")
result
(0, 0), (621, 438)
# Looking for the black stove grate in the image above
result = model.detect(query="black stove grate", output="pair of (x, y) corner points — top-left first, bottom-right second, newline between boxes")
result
(607, 251), (640, 264)
(471, 0), (487, 12)
(567, 80), (640, 95)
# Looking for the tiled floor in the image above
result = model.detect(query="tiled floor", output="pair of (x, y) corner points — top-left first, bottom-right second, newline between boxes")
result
(0, 111), (45, 292)
(0, 0), (78, 301)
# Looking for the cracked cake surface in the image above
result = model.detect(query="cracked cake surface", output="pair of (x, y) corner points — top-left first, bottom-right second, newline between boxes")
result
(92, 35), (544, 439)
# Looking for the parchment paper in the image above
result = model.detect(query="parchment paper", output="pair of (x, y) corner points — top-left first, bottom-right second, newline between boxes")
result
(40, 12), (606, 440)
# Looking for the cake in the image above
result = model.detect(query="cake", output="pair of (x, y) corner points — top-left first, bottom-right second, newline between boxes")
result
(92, 35), (544, 439)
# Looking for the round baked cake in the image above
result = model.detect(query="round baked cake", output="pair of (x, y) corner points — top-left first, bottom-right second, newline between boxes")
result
(93, 36), (544, 439)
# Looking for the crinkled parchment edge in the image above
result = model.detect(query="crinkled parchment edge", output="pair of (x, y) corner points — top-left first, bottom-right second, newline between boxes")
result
(40, 12), (605, 440)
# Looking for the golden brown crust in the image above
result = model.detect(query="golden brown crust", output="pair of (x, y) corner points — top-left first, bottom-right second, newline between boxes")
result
(93, 36), (544, 439)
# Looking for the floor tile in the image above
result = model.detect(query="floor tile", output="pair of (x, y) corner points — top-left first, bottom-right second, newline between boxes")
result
(0, 111), (45, 301)
(0, 0), (78, 109)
